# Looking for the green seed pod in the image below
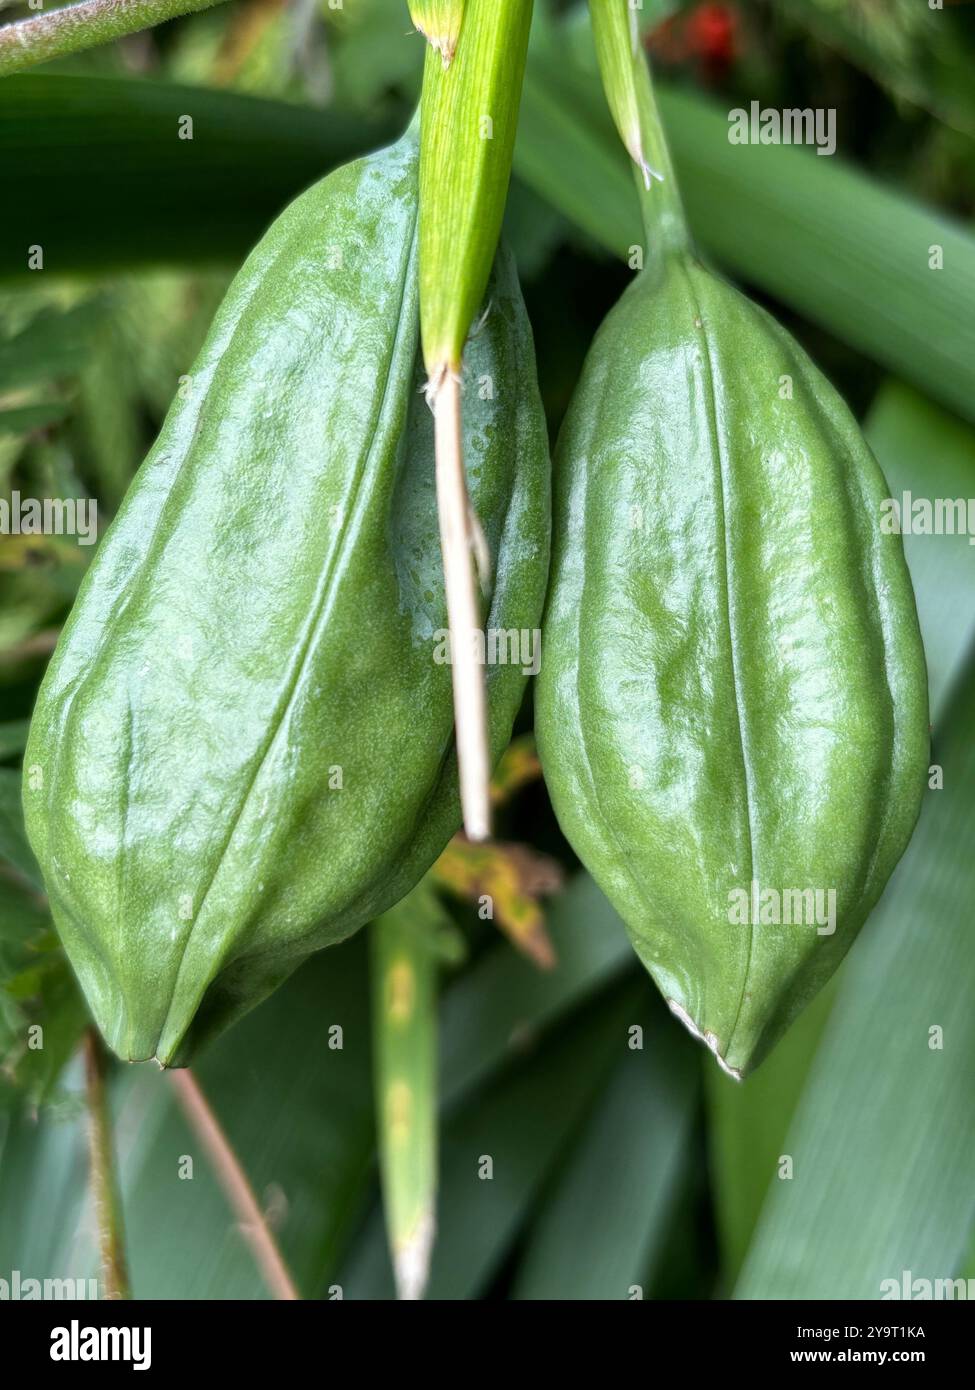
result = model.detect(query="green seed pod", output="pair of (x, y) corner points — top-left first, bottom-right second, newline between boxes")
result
(536, 255), (928, 1078)
(24, 128), (550, 1067)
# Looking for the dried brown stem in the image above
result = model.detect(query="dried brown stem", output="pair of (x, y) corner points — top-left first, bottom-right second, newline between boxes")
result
(83, 1029), (131, 1300)
(168, 1068), (300, 1300)
(432, 367), (491, 841)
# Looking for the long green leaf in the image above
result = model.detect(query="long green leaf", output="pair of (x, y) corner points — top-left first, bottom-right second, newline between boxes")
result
(517, 38), (635, 255)
(0, 75), (392, 278)
(706, 982), (835, 1288)
(0, 1084), (91, 1287)
(662, 87), (975, 428)
(512, 998), (698, 1300)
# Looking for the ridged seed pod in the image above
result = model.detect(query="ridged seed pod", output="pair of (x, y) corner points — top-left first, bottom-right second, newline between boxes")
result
(25, 129), (550, 1066)
(536, 256), (928, 1077)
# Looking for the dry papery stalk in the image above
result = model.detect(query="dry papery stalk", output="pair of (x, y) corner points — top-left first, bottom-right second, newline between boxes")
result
(169, 1068), (299, 1300)
(429, 365), (491, 842)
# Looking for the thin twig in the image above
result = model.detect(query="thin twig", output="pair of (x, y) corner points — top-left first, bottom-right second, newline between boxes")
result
(83, 1030), (131, 1300)
(432, 368), (491, 841)
(168, 1068), (300, 1301)
(0, 0), (231, 78)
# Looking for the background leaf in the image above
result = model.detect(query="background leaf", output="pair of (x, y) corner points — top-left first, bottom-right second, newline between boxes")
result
(866, 380), (975, 717)
(5, 53), (974, 430)
(0, 720), (30, 761)
(0, 936), (375, 1298)
(735, 652), (975, 1299)
(2, 0), (974, 1304)
(440, 872), (634, 1106)
(0, 74), (392, 276)
(512, 998), (698, 1300)
(0, 768), (42, 892)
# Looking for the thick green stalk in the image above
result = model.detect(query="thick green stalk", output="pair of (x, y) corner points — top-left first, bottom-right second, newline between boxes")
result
(419, 0), (532, 370)
(408, 0), (465, 68)
(372, 882), (444, 1300)
(419, 0), (533, 842)
(0, 0), (230, 78)
(82, 1030), (131, 1300)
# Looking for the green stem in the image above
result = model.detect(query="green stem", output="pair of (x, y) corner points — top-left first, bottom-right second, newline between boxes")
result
(632, 45), (688, 256)
(82, 1029), (131, 1301)
(0, 0), (231, 78)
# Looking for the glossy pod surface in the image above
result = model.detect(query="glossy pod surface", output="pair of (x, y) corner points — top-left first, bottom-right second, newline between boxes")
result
(25, 130), (550, 1066)
(536, 256), (928, 1077)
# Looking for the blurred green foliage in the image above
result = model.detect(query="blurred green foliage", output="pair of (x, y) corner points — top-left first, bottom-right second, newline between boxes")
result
(1, 0), (974, 1300)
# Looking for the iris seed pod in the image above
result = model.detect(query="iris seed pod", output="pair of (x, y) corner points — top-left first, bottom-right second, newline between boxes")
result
(536, 43), (928, 1077)
(25, 128), (550, 1066)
